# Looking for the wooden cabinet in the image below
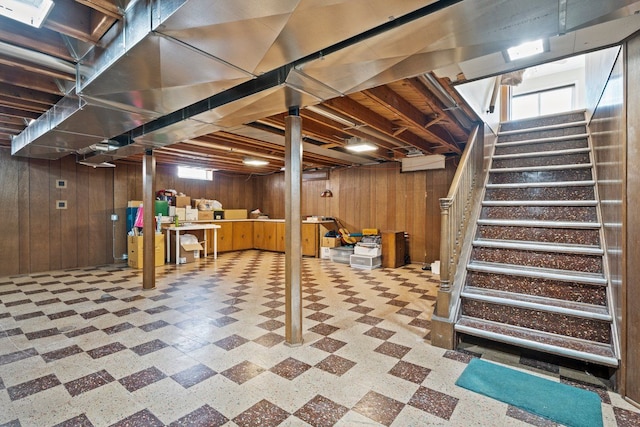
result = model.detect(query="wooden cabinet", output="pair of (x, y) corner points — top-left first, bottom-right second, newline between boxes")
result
(276, 222), (285, 252)
(263, 222), (278, 251)
(302, 223), (318, 257)
(253, 221), (265, 250)
(232, 221), (253, 250)
(213, 221), (233, 252)
(382, 231), (406, 268)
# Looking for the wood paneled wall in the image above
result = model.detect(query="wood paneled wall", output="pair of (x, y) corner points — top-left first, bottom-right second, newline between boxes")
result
(0, 153), (257, 277)
(0, 150), (115, 276)
(255, 161), (456, 264)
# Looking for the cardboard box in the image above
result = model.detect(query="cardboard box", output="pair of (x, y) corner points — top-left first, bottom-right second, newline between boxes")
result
(127, 234), (165, 268)
(174, 195), (191, 207)
(175, 207), (186, 221)
(185, 207), (198, 221)
(224, 209), (248, 219)
(128, 200), (143, 208)
(198, 210), (214, 220)
(172, 234), (203, 264)
(320, 246), (332, 259)
(322, 236), (342, 248)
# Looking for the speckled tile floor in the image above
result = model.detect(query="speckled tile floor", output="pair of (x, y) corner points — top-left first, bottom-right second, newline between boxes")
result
(1, 250), (639, 426)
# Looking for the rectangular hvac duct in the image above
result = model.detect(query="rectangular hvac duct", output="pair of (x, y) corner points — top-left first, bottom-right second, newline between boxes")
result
(401, 154), (445, 172)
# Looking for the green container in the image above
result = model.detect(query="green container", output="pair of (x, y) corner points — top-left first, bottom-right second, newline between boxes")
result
(155, 200), (169, 216)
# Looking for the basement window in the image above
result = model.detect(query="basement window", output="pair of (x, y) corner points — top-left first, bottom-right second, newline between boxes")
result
(511, 84), (575, 120)
(177, 166), (214, 181)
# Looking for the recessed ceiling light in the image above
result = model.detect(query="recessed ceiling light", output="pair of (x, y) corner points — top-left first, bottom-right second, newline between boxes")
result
(0, 0), (55, 28)
(507, 39), (545, 61)
(243, 158), (269, 166)
(345, 137), (377, 153)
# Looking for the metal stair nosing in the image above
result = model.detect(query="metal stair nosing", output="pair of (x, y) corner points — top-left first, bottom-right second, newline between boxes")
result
(476, 218), (601, 229)
(460, 289), (612, 321)
(493, 147), (590, 160)
(466, 261), (608, 286)
(471, 238), (604, 255)
(495, 133), (588, 147)
(498, 120), (587, 136)
(482, 199), (597, 207)
(454, 318), (619, 367)
(486, 180), (595, 189)
(489, 163), (593, 173)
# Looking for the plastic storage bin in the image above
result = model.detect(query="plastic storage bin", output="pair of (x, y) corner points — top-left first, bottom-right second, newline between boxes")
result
(330, 246), (354, 264)
(350, 254), (382, 270)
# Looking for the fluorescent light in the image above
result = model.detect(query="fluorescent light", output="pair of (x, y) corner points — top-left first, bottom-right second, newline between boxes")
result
(0, 0), (54, 28)
(345, 137), (377, 153)
(507, 39), (544, 61)
(243, 158), (269, 166)
(306, 105), (358, 127)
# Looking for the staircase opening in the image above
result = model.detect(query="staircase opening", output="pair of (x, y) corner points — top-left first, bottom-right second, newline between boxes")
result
(508, 55), (586, 120)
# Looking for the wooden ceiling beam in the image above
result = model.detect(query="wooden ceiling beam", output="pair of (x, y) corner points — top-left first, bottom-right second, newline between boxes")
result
(0, 64), (64, 94)
(0, 54), (75, 82)
(0, 83), (62, 106)
(0, 106), (41, 120)
(363, 85), (462, 154)
(322, 96), (437, 155)
(0, 95), (50, 113)
(74, 0), (123, 19)
(45, 0), (101, 43)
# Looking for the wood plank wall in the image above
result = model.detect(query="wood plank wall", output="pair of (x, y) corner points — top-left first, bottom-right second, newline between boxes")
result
(255, 161), (456, 264)
(0, 150), (452, 276)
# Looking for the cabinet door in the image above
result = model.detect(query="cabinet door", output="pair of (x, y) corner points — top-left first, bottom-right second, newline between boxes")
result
(253, 221), (265, 249)
(302, 223), (317, 257)
(263, 222), (278, 252)
(233, 221), (253, 250)
(276, 222), (285, 252)
(214, 222), (234, 252)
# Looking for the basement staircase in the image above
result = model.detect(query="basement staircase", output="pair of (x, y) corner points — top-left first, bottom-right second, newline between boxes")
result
(454, 110), (619, 367)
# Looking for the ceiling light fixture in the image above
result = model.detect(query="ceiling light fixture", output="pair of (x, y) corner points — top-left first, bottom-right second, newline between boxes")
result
(305, 105), (358, 127)
(243, 158), (269, 166)
(506, 39), (545, 61)
(0, 0), (54, 28)
(345, 137), (377, 153)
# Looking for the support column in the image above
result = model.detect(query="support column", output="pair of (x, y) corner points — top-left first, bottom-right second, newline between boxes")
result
(142, 150), (156, 290)
(284, 107), (303, 345)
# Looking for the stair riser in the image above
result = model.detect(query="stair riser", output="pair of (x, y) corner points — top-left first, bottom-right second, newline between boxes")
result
(498, 125), (586, 143)
(492, 153), (590, 169)
(494, 138), (588, 156)
(500, 113), (586, 132)
(476, 225), (600, 246)
(460, 300), (611, 343)
(471, 247), (603, 273)
(480, 206), (597, 222)
(488, 169), (593, 184)
(466, 272), (607, 305)
(485, 186), (595, 201)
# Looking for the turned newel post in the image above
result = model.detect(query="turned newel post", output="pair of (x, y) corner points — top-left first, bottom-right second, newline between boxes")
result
(436, 197), (452, 318)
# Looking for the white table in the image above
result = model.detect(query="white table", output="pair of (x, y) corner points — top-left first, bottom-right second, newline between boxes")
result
(166, 224), (221, 264)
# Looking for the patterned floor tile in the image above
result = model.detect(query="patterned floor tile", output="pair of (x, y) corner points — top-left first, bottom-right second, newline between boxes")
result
(506, 406), (559, 427)
(214, 334), (249, 351)
(221, 361), (265, 385)
(53, 413), (94, 427)
(374, 341), (411, 359)
(138, 320), (170, 332)
(388, 360), (431, 384)
(171, 364), (216, 388)
(293, 395), (349, 427)
(110, 409), (163, 427)
(253, 332), (285, 348)
(310, 337), (347, 354)
(257, 320), (285, 331)
(315, 355), (356, 376)
(308, 323), (339, 336)
(86, 342), (127, 359)
(41, 345), (84, 362)
(233, 399), (289, 427)
(130, 339), (169, 356)
(7, 374), (61, 400)
(64, 370), (116, 397)
(269, 357), (312, 380)
(352, 391), (405, 426)
(167, 404), (228, 427)
(355, 315), (383, 326)
(102, 322), (136, 335)
(407, 386), (459, 420)
(118, 367), (166, 392)
(363, 326), (396, 341)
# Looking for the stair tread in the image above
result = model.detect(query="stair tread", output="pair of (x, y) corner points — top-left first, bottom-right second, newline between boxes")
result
(477, 219), (601, 229)
(493, 147), (590, 160)
(487, 180), (595, 188)
(472, 238), (603, 255)
(461, 287), (610, 318)
(490, 163), (592, 173)
(495, 133), (589, 146)
(498, 120), (587, 135)
(482, 200), (597, 206)
(455, 317), (618, 366)
(467, 260), (607, 285)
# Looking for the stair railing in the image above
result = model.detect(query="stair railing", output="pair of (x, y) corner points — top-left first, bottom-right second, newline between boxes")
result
(432, 124), (489, 347)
